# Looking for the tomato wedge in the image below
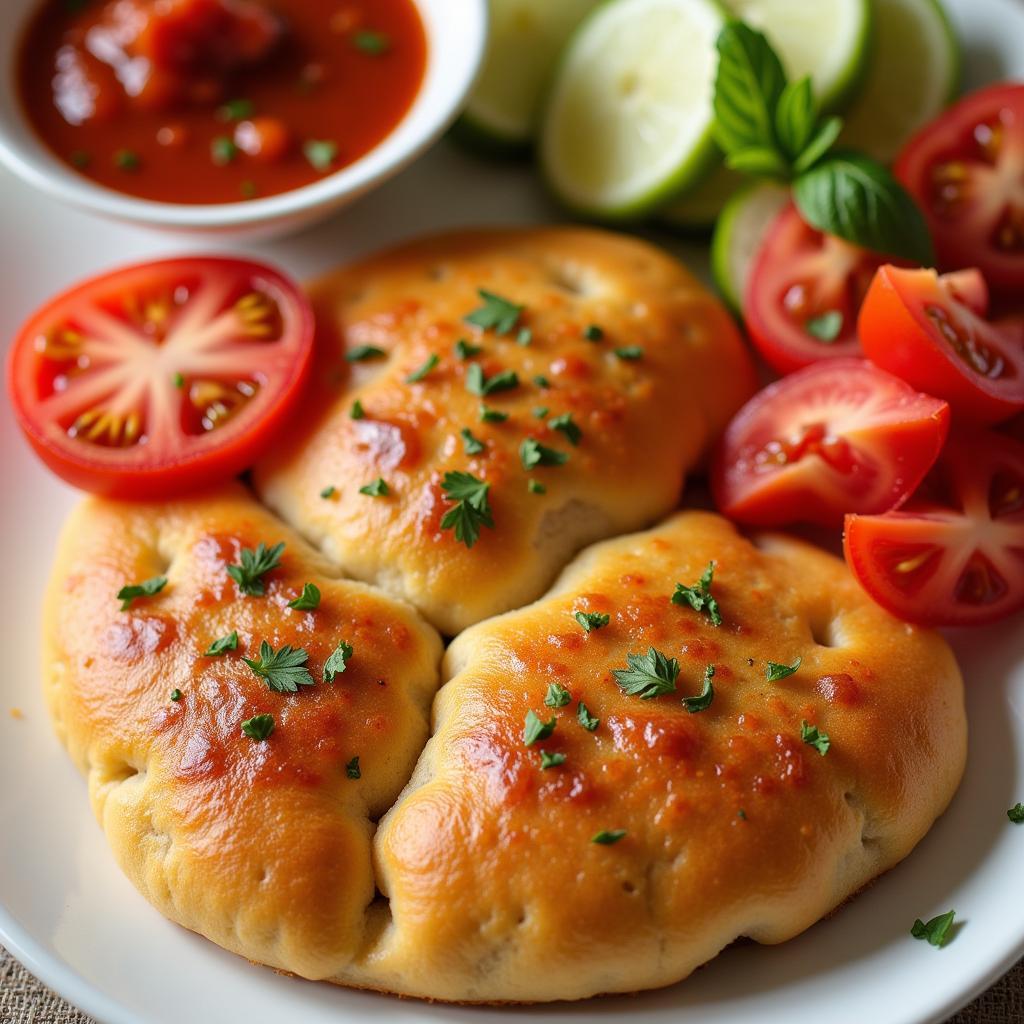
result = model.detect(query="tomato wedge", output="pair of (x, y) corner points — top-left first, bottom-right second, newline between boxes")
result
(6, 256), (314, 498)
(858, 264), (1024, 424)
(743, 203), (892, 374)
(895, 82), (1024, 294)
(844, 431), (1024, 627)
(711, 359), (949, 528)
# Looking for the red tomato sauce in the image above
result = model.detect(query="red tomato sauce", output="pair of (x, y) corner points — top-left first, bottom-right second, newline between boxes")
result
(17, 0), (427, 204)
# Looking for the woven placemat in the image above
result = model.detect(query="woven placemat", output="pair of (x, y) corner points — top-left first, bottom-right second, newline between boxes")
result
(2, 943), (1021, 1022)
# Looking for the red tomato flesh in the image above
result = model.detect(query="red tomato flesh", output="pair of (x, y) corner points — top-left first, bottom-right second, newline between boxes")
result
(844, 431), (1024, 627)
(858, 264), (1024, 424)
(895, 82), (1024, 294)
(743, 202), (891, 375)
(712, 358), (950, 527)
(6, 256), (314, 499)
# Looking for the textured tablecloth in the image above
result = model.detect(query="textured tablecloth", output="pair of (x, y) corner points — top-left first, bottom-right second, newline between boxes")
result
(1, 944), (1022, 1022)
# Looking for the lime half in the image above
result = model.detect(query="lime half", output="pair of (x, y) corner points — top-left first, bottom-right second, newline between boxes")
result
(540, 0), (726, 221)
(840, 0), (961, 162)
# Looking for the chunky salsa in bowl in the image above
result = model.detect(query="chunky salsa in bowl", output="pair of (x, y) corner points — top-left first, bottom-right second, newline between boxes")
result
(0, 0), (485, 232)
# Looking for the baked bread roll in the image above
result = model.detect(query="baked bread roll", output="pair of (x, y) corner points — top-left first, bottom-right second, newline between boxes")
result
(252, 228), (756, 634)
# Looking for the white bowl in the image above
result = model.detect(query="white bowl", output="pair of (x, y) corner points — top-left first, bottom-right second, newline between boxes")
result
(0, 0), (487, 239)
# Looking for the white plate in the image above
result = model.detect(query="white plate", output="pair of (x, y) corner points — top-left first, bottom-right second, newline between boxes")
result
(2, 1), (1023, 1020)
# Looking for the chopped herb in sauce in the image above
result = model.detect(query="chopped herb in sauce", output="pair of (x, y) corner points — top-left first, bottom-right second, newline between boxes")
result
(533, 374), (551, 389)
(523, 710), (556, 747)
(549, 412), (582, 446)
(615, 346), (644, 361)
(406, 353), (439, 383)
(170, 689), (182, 702)
(575, 610), (609, 633)
(466, 363), (519, 397)
(592, 829), (626, 845)
(114, 149), (140, 171)
(681, 664), (715, 713)
(480, 405), (508, 423)
(671, 561), (722, 626)
(323, 640), (354, 682)
(349, 400), (365, 421)
(533, 406), (549, 419)
(800, 720), (831, 756)
(173, 372), (185, 388)
(528, 479), (546, 495)
(520, 438), (568, 469)
(352, 30), (391, 55)
(320, 485), (338, 499)
(583, 324), (604, 341)
(218, 98), (254, 122)
(540, 750), (566, 769)
(544, 682), (571, 708)
(288, 583), (321, 610)
(440, 471), (494, 548)
(461, 428), (486, 455)
(346, 345), (386, 362)
(346, 755), (362, 778)
(613, 647), (679, 700)
(241, 713), (275, 741)
(911, 910), (956, 948)
(204, 631), (239, 657)
(517, 328), (533, 346)
(304, 139), (339, 171)
(465, 289), (523, 335)
(455, 338), (482, 360)
(70, 149), (91, 168)
(117, 575), (167, 610)
(211, 136), (239, 166)
(766, 656), (802, 681)
(244, 641), (314, 693)
(577, 701), (599, 731)
(359, 478), (390, 497)
(227, 541), (284, 597)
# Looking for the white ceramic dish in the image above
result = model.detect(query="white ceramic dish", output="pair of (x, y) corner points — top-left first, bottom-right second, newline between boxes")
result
(0, 0), (487, 239)
(2, 0), (1024, 1020)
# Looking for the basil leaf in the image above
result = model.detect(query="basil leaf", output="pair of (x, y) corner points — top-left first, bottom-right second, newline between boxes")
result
(792, 152), (934, 265)
(793, 116), (843, 174)
(774, 77), (816, 161)
(911, 910), (956, 948)
(726, 146), (791, 179)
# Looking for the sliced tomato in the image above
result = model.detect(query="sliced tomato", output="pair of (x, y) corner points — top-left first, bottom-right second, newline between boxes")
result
(6, 256), (314, 498)
(858, 264), (1024, 424)
(711, 359), (949, 528)
(743, 203), (893, 375)
(895, 82), (1024, 294)
(844, 431), (1024, 627)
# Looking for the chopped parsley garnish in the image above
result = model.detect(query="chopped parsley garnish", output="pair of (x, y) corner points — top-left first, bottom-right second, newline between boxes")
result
(406, 353), (439, 383)
(455, 338), (482, 360)
(464, 289), (523, 335)
(240, 180), (258, 200)
(540, 750), (566, 769)
(217, 98), (254, 122)
(114, 149), (140, 171)
(592, 829), (626, 845)
(480, 405), (508, 423)
(227, 541), (284, 597)
(549, 412), (582, 446)
(170, 689), (182, 702)
(117, 575), (167, 610)
(244, 642), (314, 693)
(517, 327), (532, 346)
(523, 710), (556, 747)
(204, 631), (239, 657)
(533, 406), (549, 419)
(211, 136), (239, 166)
(575, 610), (609, 633)
(350, 400), (365, 420)
(173, 372), (185, 388)
(806, 310), (844, 342)
(346, 755), (362, 779)
(440, 471), (494, 548)
(577, 701), (599, 731)
(737, 808), (748, 820)
(528, 479), (546, 495)
(346, 345), (386, 362)
(681, 664), (715, 713)
(288, 583), (321, 610)
(323, 640), (354, 682)
(911, 910), (956, 948)
(320, 485), (337, 499)
(461, 428), (485, 455)
(613, 647), (679, 700)
(801, 720), (831, 756)
(359, 478), (390, 497)
(1008, 803), (1024, 824)
(671, 561), (722, 626)
(766, 656), (802, 681)
(544, 682), (571, 708)
(583, 324), (604, 341)
(466, 363), (519, 396)
(533, 374), (551, 389)
(304, 139), (339, 171)
(241, 714), (275, 741)
(615, 346), (644, 361)
(353, 30), (391, 55)
(520, 438), (568, 469)
(70, 149), (91, 168)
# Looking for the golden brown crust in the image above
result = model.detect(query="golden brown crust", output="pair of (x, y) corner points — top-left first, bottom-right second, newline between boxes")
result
(252, 227), (756, 634)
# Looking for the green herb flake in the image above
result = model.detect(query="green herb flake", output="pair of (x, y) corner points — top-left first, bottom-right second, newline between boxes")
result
(533, 374), (551, 389)
(114, 149), (140, 172)
(671, 561), (722, 627)
(455, 338), (483, 360)
(613, 647), (680, 700)
(464, 289), (524, 336)
(528, 479), (546, 495)
(523, 710), (556, 747)
(540, 750), (566, 769)
(480, 405), (509, 423)
(218, 98), (254, 122)
(520, 438), (569, 470)
(406, 353), (440, 383)
(204, 631), (239, 657)
(440, 471), (494, 548)
(533, 406), (549, 419)
(549, 412), (582, 446)
(288, 583), (321, 611)
(70, 149), (91, 168)
(466, 363), (520, 397)
(583, 324), (604, 342)
(737, 808), (747, 820)
(615, 346), (644, 361)
(211, 136), (239, 166)
(241, 713), (275, 741)
(544, 682), (571, 708)
(244, 641), (314, 693)
(320, 485), (337, 499)
(240, 180), (259, 200)
(353, 30), (391, 55)
(227, 541), (285, 597)
(304, 139), (339, 172)
(592, 829), (626, 845)
(517, 327), (533, 346)
(911, 910), (956, 948)
(170, 689), (182, 702)
(805, 310), (843, 342)
(345, 345), (386, 362)
(117, 575), (168, 610)
(682, 664), (715, 714)
(577, 701), (599, 731)
(766, 656), (802, 681)
(801, 720), (831, 756)
(323, 640), (354, 682)
(460, 427), (485, 455)
(359, 478), (390, 497)
(346, 755), (361, 778)
(1008, 803), (1024, 824)
(349, 400), (365, 420)
(575, 610), (609, 633)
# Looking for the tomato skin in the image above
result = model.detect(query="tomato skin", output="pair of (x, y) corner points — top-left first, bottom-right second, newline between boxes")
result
(743, 203), (888, 375)
(858, 265), (1024, 425)
(6, 256), (314, 499)
(712, 359), (950, 528)
(895, 82), (1024, 294)
(844, 431), (1024, 627)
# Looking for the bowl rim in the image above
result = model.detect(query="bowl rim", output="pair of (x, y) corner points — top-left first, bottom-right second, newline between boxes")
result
(0, 0), (488, 229)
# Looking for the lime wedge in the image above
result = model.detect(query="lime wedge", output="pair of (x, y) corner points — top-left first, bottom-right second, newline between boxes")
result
(459, 0), (600, 151)
(840, 0), (960, 162)
(710, 182), (789, 312)
(539, 0), (726, 220)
